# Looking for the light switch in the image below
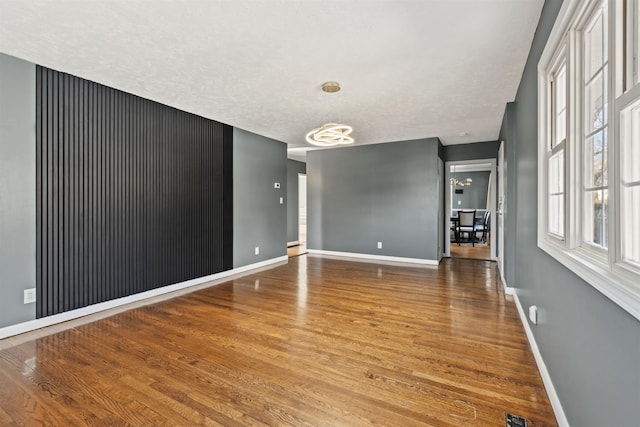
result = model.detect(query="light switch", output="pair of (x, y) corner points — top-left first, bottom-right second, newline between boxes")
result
(279, 197), (283, 204)
(24, 288), (36, 304)
(274, 182), (281, 188)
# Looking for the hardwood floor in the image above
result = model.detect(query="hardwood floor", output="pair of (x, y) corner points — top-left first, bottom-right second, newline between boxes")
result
(449, 243), (491, 260)
(287, 244), (307, 258)
(0, 256), (557, 426)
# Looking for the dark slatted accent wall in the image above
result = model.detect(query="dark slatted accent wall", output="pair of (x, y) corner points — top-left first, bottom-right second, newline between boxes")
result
(36, 66), (233, 318)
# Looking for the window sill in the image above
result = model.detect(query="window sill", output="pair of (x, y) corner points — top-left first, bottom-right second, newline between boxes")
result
(538, 239), (640, 321)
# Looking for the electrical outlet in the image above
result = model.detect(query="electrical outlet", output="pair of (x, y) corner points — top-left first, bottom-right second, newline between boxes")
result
(274, 182), (280, 188)
(529, 305), (538, 324)
(23, 288), (36, 304)
(279, 197), (283, 204)
(255, 246), (260, 255)
(377, 241), (382, 249)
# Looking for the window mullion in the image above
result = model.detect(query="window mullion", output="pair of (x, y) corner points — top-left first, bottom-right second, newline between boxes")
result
(608, 0), (618, 269)
(631, 0), (639, 85)
(626, 0), (634, 88)
(568, 30), (581, 249)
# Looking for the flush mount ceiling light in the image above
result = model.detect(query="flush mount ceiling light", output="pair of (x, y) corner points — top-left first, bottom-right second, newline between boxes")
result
(321, 81), (341, 93)
(306, 82), (354, 146)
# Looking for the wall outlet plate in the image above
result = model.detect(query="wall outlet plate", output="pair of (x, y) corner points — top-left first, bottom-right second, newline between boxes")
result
(255, 246), (260, 255)
(377, 242), (382, 249)
(24, 288), (36, 304)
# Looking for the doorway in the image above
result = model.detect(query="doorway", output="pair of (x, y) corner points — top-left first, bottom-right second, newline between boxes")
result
(288, 174), (307, 257)
(497, 142), (505, 275)
(298, 174), (307, 247)
(444, 159), (496, 261)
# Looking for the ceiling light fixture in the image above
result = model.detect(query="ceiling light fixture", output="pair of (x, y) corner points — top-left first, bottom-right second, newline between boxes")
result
(450, 176), (473, 187)
(306, 82), (354, 147)
(305, 123), (354, 146)
(321, 81), (341, 93)
(450, 165), (473, 187)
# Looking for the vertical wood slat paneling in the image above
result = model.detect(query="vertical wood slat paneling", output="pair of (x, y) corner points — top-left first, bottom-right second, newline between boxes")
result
(36, 66), (233, 318)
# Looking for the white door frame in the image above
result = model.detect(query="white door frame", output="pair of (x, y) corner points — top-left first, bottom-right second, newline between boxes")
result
(444, 158), (497, 260)
(497, 142), (505, 276)
(298, 173), (307, 245)
(438, 159), (444, 261)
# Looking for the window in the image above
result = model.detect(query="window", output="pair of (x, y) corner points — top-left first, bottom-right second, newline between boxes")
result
(583, 2), (609, 250)
(549, 61), (567, 238)
(538, 0), (640, 321)
(548, 150), (565, 237)
(620, 97), (640, 266)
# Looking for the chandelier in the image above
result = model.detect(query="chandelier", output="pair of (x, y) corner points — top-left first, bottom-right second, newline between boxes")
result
(450, 165), (472, 187)
(450, 176), (473, 187)
(306, 123), (354, 146)
(306, 82), (354, 147)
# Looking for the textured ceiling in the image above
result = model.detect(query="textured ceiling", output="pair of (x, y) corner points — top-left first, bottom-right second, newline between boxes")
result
(0, 0), (543, 160)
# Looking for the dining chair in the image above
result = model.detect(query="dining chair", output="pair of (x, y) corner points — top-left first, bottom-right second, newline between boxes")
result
(457, 210), (476, 246)
(475, 211), (490, 243)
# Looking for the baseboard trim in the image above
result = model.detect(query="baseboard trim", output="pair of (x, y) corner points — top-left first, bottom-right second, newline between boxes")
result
(0, 256), (288, 340)
(512, 291), (570, 427)
(287, 240), (300, 247)
(499, 266), (515, 295)
(307, 249), (439, 266)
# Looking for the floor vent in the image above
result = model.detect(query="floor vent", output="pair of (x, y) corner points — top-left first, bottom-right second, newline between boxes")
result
(505, 413), (528, 427)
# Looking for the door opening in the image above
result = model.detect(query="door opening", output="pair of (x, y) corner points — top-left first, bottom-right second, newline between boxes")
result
(288, 174), (307, 257)
(445, 159), (496, 261)
(298, 174), (307, 246)
(498, 142), (506, 278)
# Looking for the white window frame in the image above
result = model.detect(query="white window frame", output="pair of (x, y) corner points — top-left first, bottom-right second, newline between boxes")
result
(547, 51), (568, 240)
(581, 1), (610, 254)
(538, 0), (640, 321)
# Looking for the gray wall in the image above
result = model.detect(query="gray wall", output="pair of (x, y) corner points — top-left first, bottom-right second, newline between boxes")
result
(444, 140), (499, 162)
(286, 159), (306, 243)
(499, 103), (517, 288)
(0, 53), (36, 328)
(451, 171), (490, 211)
(506, 1), (640, 425)
(307, 138), (440, 261)
(233, 128), (287, 268)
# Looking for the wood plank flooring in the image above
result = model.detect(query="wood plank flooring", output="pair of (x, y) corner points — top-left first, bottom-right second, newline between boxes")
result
(449, 243), (491, 260)
(287, 244), (307, 258)
(0, 256), (557, 426)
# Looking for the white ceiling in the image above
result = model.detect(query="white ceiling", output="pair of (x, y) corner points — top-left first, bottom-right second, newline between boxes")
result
(0, 0), (543, 161)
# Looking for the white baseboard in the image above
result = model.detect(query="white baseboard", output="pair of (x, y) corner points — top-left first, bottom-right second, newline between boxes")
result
(499, 265), (515, 294)
(307, 249), (439, 266)
(0, 256), (288, 340)
(512, 292), (570, 427)
(287, 240), (300, 247)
